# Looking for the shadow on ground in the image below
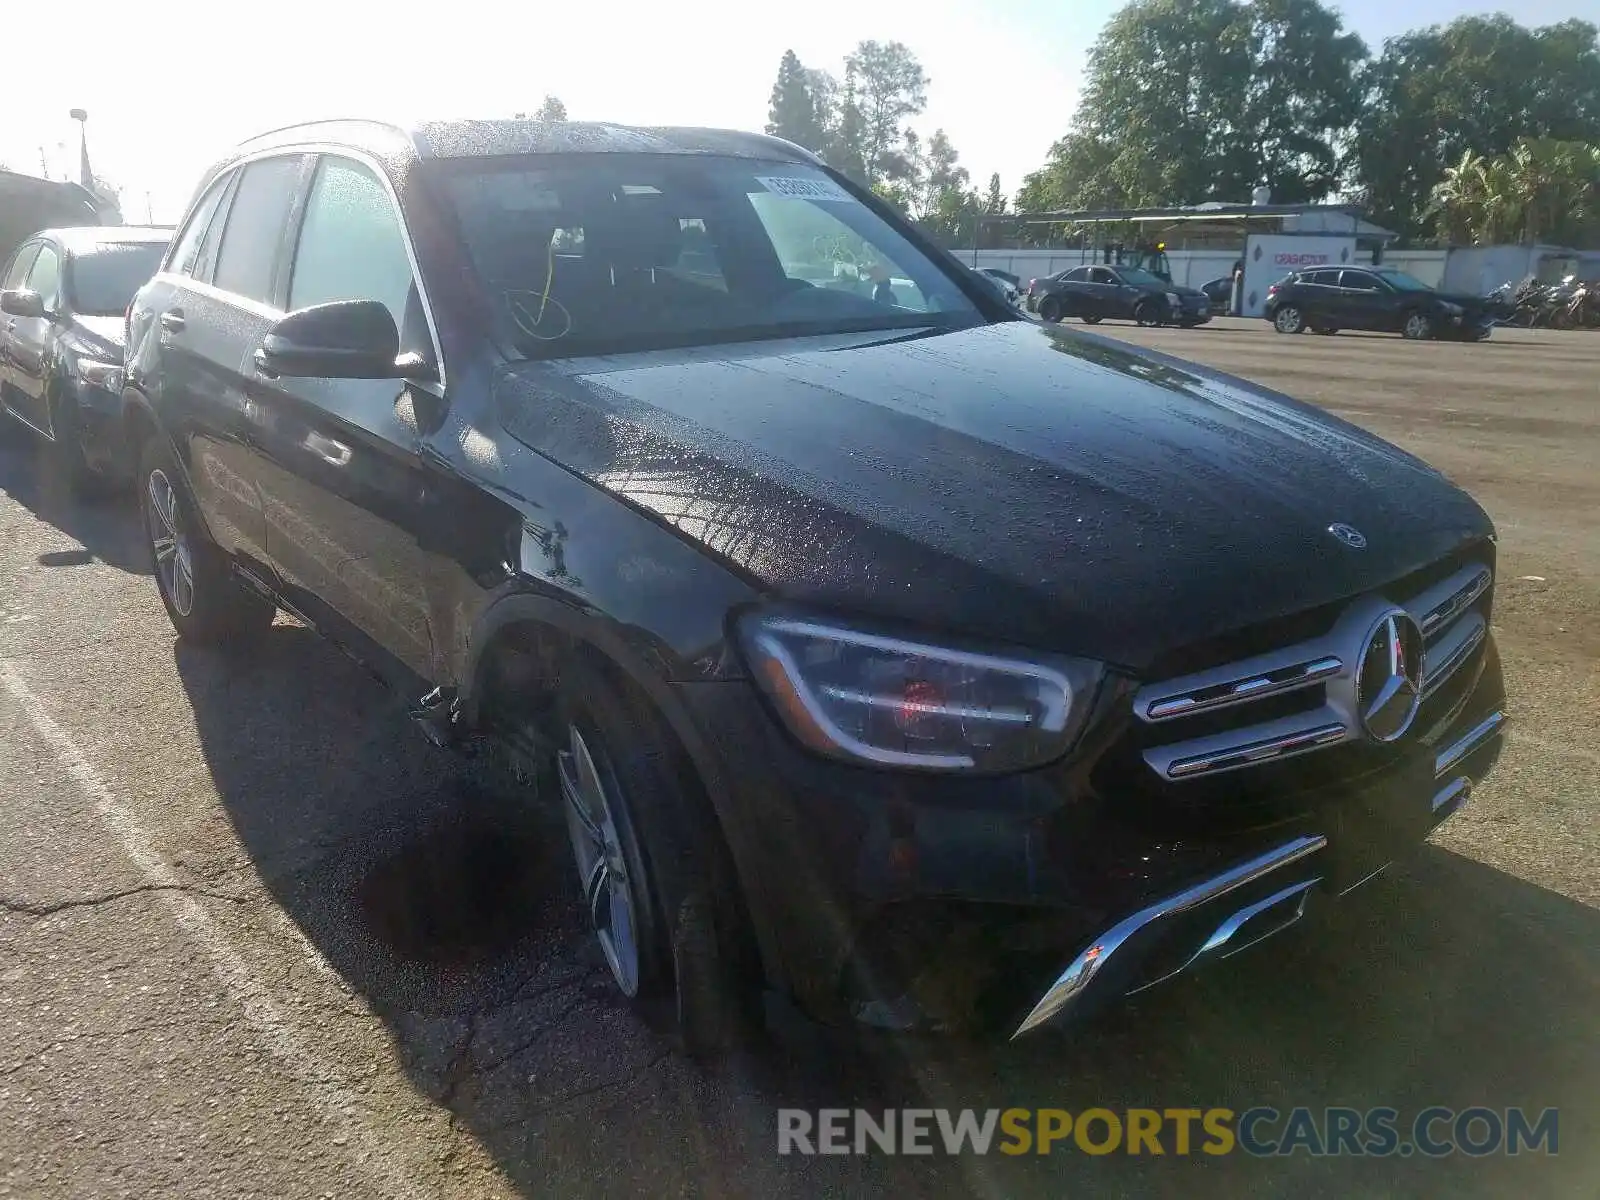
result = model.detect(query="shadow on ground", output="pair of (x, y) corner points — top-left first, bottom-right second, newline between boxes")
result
(0, 431), (148, 574)
(175, 625), (1596, 1198)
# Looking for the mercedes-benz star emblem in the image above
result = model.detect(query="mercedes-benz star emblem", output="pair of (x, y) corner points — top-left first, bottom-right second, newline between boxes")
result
(1328, 523), (1367, 549)
(1356, 610), (1425, 743)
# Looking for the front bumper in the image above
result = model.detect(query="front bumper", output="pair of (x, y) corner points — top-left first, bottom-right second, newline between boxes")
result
(1012, 708), (1503, 1036)
(676, 636), (1506, 1037)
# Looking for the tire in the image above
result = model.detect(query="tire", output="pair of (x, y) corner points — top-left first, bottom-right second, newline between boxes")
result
(1273, 306), (1306, 334)
(1080, 314), (1102, 325)
(1402, 311), (1433, 340)
(1133, 300), (1162, 328)
(1038, 296), (1063, 323)
(139, 434), (275, 646)
(551, 658), (761, 1058)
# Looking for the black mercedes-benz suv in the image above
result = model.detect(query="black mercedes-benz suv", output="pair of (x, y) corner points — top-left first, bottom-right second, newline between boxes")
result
(123, 118), (1506, 1053)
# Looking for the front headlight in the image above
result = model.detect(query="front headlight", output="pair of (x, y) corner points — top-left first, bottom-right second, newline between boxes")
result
(738, 613), (1103, 772)
(76, 356), (123, 391)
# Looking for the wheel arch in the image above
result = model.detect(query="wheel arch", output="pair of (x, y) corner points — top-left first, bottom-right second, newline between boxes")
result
(460, 593), (787, 994)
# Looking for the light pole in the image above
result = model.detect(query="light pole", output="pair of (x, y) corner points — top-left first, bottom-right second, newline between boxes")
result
(69, 108), (90, 189)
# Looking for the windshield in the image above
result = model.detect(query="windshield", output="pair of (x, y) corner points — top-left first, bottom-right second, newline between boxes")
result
(66, 242), (167, 316)
(433, 154), (983, 359)
(1375, 269), (1433, 292)
(1115, 267), (1167, 287)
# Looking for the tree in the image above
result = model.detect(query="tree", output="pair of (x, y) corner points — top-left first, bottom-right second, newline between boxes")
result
(1018, 0), (1365, 214)
(1350, 17), (1600, 239)
(983, 173), (1006, 215)
(843, 40), (930, 183)
(766, 50), (825, 152)
(533, 95), (567, 122)
(1239, 0), (1368, 203)
(1427, 139), (1600, 245)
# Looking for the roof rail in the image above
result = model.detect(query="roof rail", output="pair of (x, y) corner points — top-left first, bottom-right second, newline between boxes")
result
(234, 116), (412, 147)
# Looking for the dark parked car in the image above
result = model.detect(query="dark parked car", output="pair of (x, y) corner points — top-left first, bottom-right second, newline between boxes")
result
(124, 118), (1506, 1054)
(1025, 264), (1211, 327)
(975, 266), (1021, 304)
(1264, 266), (1498, 341)
(965, 267), (1017, 307)
(0, 226), (170, 488)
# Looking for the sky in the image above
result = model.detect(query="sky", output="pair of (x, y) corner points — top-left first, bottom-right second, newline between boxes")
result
(3, 0), (1593, 224)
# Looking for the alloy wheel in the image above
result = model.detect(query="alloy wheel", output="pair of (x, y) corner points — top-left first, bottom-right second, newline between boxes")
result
(146, 469), (196, 618)
(557, 724), (642, 997)
(1404, 313), (1431, 340)
(1274, 307), (1304, 334)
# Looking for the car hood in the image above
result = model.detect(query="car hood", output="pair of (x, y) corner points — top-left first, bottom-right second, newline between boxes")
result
(493, 320), (1490, 671)
(68, 314), (125, 354)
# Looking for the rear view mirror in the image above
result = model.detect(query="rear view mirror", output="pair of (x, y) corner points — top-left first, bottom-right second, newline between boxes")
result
(254, 299), (406, 380)
(0, 289), (47, 319)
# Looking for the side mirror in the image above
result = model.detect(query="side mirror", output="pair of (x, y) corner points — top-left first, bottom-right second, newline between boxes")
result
(1, 289), (48, 319)
(254, 299), (412, 380)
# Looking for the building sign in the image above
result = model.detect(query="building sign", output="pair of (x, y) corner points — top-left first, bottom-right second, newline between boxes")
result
(1242, 235), (1358, 318)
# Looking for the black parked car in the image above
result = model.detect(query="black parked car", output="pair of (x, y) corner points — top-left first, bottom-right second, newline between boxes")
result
(975, 266), (1021, 304)
(1025, 264), (1211, 327)
(967, 267), (1019, 306)
(1264, 266), (1498, 341)
(0, 226), (171, 488)
(124, 119), (1506, 1053)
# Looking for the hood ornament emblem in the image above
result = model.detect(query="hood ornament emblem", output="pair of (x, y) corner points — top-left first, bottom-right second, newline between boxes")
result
(1328, 523), (1367, 549)
(1356, 610), (1425, 742)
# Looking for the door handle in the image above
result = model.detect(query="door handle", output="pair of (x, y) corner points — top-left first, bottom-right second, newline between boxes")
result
(159, 310), (186, 333)
(304, 431), (352, 467)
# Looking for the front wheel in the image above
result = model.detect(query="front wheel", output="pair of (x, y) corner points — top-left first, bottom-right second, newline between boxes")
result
(1037, 296), (1063, 323)
(1133, 300), (1162, 328)
(553, 661), (761, 1058)
(1273, 306), (1306, 334)
(1402, 311), (1434, 340)
(140, 434), (275, 646)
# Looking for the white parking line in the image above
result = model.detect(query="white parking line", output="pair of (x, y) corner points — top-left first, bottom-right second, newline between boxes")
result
(0, 663), (430, 1200)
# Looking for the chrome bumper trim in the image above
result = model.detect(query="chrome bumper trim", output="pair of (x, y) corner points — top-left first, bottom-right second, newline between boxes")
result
(1432, 775), (1473, 816)
(1434, 710), (1506, 778)
(1011, 834), (1327, 1038)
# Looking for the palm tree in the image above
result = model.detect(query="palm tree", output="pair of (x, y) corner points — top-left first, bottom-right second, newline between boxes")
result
(1427, 150), (1491, 244)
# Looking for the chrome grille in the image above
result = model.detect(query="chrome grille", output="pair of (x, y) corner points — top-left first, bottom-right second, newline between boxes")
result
(1136, 563), (1492, 781)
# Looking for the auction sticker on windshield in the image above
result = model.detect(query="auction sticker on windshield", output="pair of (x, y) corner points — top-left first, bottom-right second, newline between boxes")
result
(754, 175), (853, 202)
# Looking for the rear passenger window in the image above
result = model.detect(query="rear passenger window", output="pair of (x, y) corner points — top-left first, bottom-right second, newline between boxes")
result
(288, 157), (415, 331)
(169, 175), (230, 278)
(213, 157), (302, 305)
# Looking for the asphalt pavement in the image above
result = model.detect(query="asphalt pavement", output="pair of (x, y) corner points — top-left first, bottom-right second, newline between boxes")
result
(1, 321), (1595, 1197)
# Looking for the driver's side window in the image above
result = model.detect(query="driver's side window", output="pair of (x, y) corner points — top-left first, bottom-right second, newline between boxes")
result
(1089, 267), (1116, 284)
(289, 156), (417, 335)
(25, 245), (61, 311)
